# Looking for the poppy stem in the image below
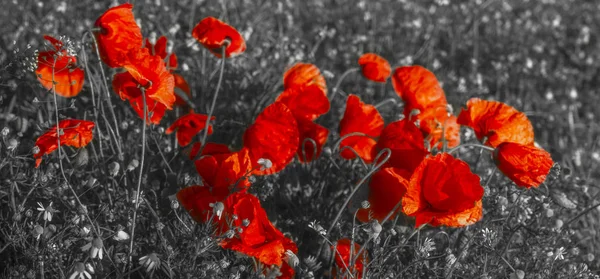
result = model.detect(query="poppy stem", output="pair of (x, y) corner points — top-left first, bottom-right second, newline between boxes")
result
(128, 87), (148, 276)
(85, 30), (124, 162)
(50, 58), (101, 239)
(197, 46), (226, 156)
(374, 98), (397, 109)
(447, 143), (495, 154)
(326, 148), (391, 235)
(331, 67), (359, 102)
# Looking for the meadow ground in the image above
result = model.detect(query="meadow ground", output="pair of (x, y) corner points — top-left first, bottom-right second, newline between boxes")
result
(1, 0), (600, 278)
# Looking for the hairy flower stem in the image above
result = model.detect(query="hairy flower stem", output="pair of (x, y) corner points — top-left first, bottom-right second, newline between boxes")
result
(128, 87), (148, 276)
(330, 67), (359, 102)
(197, 46), (226, 157)
(87, 30), (124, 161)
(447, 142), (495, 154)
(50, 59), (99, 238)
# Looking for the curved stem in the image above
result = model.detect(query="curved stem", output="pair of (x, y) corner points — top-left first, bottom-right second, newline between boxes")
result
(326, 148), (391, 235)
(330, 67), (359, 102)
(447, 143), (495, 154)
(333, 132), (376, 153)
(128, 87), (148, 274)
(197, 46), (226, 157)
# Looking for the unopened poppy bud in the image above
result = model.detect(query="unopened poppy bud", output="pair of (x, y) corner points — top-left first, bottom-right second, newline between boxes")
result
(73, 148), (89, 168)
(224, 230), (235, 239)
(555, 219), (564, 229)
(127, 159), (139, 171)
(113, 230), (130, 241)
(257, 158), (272, 171)
(510, 270), (525, 279)
(1, 127), (9, 137)
(361, 200), (370, 209)
(170, 199), (179, 209)
(285, 250), (299, 267)
(85, 177), (97, 188)
(33, 225), (44, 239)
(242, 218), (250, 227)
(32, 146), (40, 155)
(212, 202), (224, 220)
(108, 161), (120, 176)
(370, 220), (382, 239)
(545, 208), (554, 218)
(7, 138), (18, 151)
(323, 147), (333, 157)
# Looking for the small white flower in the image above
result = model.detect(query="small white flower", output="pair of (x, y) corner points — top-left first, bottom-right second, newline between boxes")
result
(139, 253), (160, 273)
(113, 230), (130, 241)
(82, 238), (104, 260)
(36, 202), (55, 222)
(69, 262), (94, 279)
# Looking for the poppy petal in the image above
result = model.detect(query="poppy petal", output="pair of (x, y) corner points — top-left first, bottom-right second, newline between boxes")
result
(391, 65), (447, 115)
(283, 63), (327, 94)
(94, 3), (143, 68)
(358, 53), (391, 83)
(166, 112), (214, 147)
(457, 98), (534, 147)
(33, 119), (95, 167)
(356, 167), (409, 223)
(493, 142), (553, 188)
(243, 102), (299, 175)
(192, 16), (246, 58)
(275, 84), (330, 121)
(339, 94), (384, 163)
(296, 118), (329, 163)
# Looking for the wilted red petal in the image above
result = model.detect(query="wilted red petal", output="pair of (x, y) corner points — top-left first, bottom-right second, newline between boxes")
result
(356, 167), (409, 223)
(416, 108), (461, 149)
(339, 95), (384, 163)
(122, 48), (176, 110)
(374, 119), (428, 175)
(457, 98), (534, 148)
(192, 16), (246, 58)
(194, 147), (253, 194)
(296, 118), (329, 163)
(493, 142), (553, 188)
(220, 193), (294, 267)
(33, 119), (95, 167)
(166, 112), (214, 147)
(358, 53), (391, 83)
(331, 239), (368, 279)
(403, 153), (483, 228)
(243, 102), (299, 175)
(94, 3), (143, 68)
(145, 36), (168, 59)
(391, 66), (447, 115)
(283, 63), (327, 94)
(173, 73), (191, 107)
(36, 36), (85, 98)
(275, 85), (330, 121)
(176, 185), (220, 223)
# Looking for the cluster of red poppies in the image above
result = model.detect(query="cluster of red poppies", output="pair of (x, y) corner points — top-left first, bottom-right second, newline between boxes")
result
(32, 3), (554, 278)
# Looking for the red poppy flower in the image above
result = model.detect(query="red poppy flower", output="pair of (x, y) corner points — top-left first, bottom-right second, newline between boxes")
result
(243, 102), (299, 175)
(145, 36), (178, 71)
(403, 153), (484, 227)
(493, 142), (553, 188)
(112, 72), (169, 124)
(391, 65), (447, 115)
(339, 95), (384, 163)
(331, 239), (368, 279)
(122, 48), (176, 110)
(283, 63), (327, 94)
(374, 119), (428, 175)
(176, 185), (221, 224)
(165, 112), (214, 147)
(358, 53), (391, 83)
(192, 16), (246, 58)
(296, 118), (329, 163)
(356, 167), (409, 223)
(36, 35), (85, 98)
(194, 147), (253, 196)
(416, 107), (461, 149)
(220, 192), (297, 267)
(275, 85), (330, 121)
(33, 119), (95, 167)
(188, 142), (231, 160)
(94, 3), (143, 68)
(173, 73), (192, 107)
(457, 98), (534, 148)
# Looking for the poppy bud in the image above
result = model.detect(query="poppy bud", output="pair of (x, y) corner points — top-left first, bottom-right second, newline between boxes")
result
(361, 200), (370, 209)
(73, 148), (89, 168)
(1, 127), (9, 137)
(7, 138), (18, 151)
(127, 159), (139, 172)
(108, 161), (120, 176)
(257, 158), (273, 171)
